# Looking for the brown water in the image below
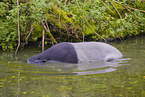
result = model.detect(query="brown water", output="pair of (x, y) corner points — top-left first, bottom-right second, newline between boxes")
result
(0, 36), (145, 97)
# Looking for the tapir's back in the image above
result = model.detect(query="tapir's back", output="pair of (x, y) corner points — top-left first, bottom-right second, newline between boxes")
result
(70, 42), (123, 63)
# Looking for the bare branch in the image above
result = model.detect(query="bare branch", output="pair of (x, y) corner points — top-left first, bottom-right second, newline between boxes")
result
(42, 28), (45, 52)
(114, 1), (141, 19)
(101, 0), (114, 13)
(85, 17), (106, 42)
(131, 22), (139, 27)
(110, 0), (122, 19)
(41, 20), (58, 44)
(26, 25), (36, 42)
(127, 6), (145, 13)
(15, 0), (20, 55)
(76, 0), (106, 42)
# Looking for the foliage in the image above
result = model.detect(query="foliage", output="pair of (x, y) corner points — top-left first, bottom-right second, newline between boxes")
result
(0, 0), (145, 50)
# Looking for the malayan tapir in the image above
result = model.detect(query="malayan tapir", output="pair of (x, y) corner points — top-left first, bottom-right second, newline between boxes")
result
(27, 42), (123, 64)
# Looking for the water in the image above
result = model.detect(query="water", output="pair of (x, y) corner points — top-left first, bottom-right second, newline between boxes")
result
(0, 36), (145, 97)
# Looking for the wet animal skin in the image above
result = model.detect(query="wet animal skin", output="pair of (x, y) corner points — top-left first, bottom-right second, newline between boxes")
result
(27, 42), (123, 64)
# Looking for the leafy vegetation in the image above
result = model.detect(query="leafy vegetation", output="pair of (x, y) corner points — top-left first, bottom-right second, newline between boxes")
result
(0, 0), (145, 50)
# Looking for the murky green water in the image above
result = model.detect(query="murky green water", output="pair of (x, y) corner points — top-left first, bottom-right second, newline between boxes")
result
(0, 36), (145, 97)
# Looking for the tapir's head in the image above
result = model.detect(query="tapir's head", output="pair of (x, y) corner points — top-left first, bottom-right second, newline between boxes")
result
(27, 54), (48, 64)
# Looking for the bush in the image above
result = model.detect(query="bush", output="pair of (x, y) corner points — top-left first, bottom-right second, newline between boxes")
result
(0, 0), (145, 50)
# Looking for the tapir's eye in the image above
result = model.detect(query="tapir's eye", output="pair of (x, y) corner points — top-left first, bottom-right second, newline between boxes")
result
(42, 60), (47, 62)
(37, 58), (41, 60)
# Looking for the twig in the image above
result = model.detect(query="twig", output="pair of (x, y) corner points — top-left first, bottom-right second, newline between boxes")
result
(42, 28), (45, 52)
(15, 0), (20, 55)
(22, 25), (36, 47)
(110, 0), (122, 19)
(58, 6), (62, 42)
(101, 0), (114, 13)
(26, 25), (36, 42)
(85, 17), (106, 42)
(45, 20), (49, 30)
(127, 6), (145, 13)
(41, 20), (58, 44)
(131, 22), (139, 27)
(83, 17), (85, 42)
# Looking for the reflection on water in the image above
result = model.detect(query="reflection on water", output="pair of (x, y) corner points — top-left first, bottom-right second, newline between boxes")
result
(33, 59), (129, 75)
(0, 42), (130, 76)
(0, 36), (145, 97)
(0, 50), (130, 76)
(75, 68), (117, 75)
(0, 51), (129, 76)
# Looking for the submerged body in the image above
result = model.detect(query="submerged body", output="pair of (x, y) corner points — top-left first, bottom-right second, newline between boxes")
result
(27, 42), (123, 64)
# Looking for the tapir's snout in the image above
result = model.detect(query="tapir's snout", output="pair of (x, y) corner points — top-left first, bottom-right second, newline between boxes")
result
(27, 57), (47, 64)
